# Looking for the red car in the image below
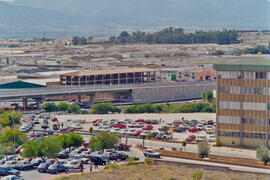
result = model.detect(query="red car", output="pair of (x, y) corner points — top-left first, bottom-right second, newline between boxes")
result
(60, 127), (75, 132)
(69, 99), (76, 103)
(114, 124), (126, 129)
(186, 135), (196, 142)
(134, 119), (145, 123)
(142, 125), (153, 130)
(51, 117), (58, 122)
(188, 127), (198, 132)
(132, 130), (143, 136)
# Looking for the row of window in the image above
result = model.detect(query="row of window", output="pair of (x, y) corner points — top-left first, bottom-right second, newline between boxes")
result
(218, 86), (265, 95)
(218, 131), (266, 139)
(217, 71), (267, 80)
(218, 101), (267, 111)
(218, 116), (266, 125)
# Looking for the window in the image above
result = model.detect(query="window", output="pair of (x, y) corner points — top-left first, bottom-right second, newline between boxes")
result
(255, 72), (266, 79)
(254, 87), (263, 94)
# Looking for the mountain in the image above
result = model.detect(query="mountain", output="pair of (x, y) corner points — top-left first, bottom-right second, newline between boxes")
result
(1, 0), (270, 39)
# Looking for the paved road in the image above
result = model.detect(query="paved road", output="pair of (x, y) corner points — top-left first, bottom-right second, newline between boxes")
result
(124, 138), (257, 159)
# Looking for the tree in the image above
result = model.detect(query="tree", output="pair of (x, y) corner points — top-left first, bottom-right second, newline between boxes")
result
(197, 140), (210, 158)
(147, 132), (153, 148)
(0, 142), (15, 159)
(0, 111), (22, 127)
(182, 141), (187, 151)
(89, 132), (120, 152)
(216, 137), (222, 147)
(0, 129), (28, 147)
(231, 140), (235, 146)
(57, 102), (69, 112)
(89, 127), (93, 134)
(68, 104), (80, 114)
(22, 136), (61, 161)
(58, 133), (83, 151)
(42, 103), (58, 112)
(90, 103), (121, 114)
(256, 145), (269, 165)
(202, 91), (213, 102)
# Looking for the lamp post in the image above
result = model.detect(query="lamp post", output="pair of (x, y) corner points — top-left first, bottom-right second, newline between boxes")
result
(11, 115), (16, 148)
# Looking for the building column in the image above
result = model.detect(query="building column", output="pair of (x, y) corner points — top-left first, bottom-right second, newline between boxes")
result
(147, 72), (150, 84)
(126, 73), (128, 84)
(141, 72), (143, 84)
(133, 73), (135, 84)
(110, 74), (112, 85)
(78, 76), (81, 86)
(88, 93), (96, 106)
(22, 98), (28, 111)
(239, 71), (243, 146)
(77, 94), (82, 103)
(71, 76), (73, 86)
(266, 73), (269, 148)
(118, 74), (120, 85)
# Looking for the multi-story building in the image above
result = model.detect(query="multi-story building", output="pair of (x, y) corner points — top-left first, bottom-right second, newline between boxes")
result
(214, 59), (270, 148)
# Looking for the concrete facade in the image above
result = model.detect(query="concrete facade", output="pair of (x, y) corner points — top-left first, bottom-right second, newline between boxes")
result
(132, 84), (216, 103)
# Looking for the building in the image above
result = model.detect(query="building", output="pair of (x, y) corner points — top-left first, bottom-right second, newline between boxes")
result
(0, 80), (45, 89)
(214, 59), (270, 148)
(59, 68), (159, 86)
(160, 70), (197, 82)
(197, 70), (216, 81)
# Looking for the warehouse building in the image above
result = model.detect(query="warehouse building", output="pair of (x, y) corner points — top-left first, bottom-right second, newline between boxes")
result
(214, 59), (270, 148)
(59, 68), (159, 86)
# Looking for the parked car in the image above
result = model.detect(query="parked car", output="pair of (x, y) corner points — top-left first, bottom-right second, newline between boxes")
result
(41, 123), (49, 129)
(69, 155), (89, 164)
(140, 130), (150, 138)
(90, 156), (109, 165)
(0, 166), (20, 176)
(33, 119), (39, 124)
(207, 120), (214, 125)
(142, 125), (153, 130)
(143, 149), (160, 158)
(173, 127), (186, 133)
(115, 143), (130, 151)
(135, 122), (145, 128)
(186, 135), (196, 142)
(128, 123), (137, 128)
(30, 158), (44, 166)
(205, 125), (213, 134)
(114, 124), (126, 129)
(58, 150), (69, 159)
(2, 175), (24, 180)
(197, 124), (205, 130)
(200, 120), (207, 125)
(4, 161), (17, 168)
(158, 125), (169, 131)
(208, 135), (216, 142)
(134, 119), (145, 123)
(195, 135), (206, 142)
(145, 120), (159, 124)
(53, 123), (60, 130)
(188, 127), (198, 132)
(51, 117), (58, 122)
(190, 120), (198, 125)
(64, 160), (81, 169)
(19, 127), (28, 132)
(47, 164), (67, 174)
(14, 161), (34, 171)
(45, 159), (56, 165)
(37, 163), (50, 173)
(132, 130), (143, 136)
(155, 132), (173, 140)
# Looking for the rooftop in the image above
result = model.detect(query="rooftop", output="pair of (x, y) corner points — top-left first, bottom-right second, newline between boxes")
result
(60, 68), (158, 77)
(213, 58), (270, 71)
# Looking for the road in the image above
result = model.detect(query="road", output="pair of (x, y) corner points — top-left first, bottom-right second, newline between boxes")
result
(123, 138), (257, 159)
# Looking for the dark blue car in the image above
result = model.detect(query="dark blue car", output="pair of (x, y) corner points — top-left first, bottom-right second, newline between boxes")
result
(31, 158), (44, 166)
(47, 164), (67, 174)
(37, 163), (50, 173)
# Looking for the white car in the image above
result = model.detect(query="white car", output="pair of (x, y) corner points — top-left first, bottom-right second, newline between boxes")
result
(208, 135), (216, 142)
(197, 124), (205, 130)
(195, 135), (206, 142)
(205, 125), (213, 133)
(127, 129), (136, 135)
(19, 127), (28, 132)
(120, 129), (129, 135)
(69, 155), (89, 164)
(64, 160), (81, 169)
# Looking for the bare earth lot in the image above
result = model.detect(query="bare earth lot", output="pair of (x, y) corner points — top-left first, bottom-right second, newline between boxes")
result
(55, 164), (270, 180)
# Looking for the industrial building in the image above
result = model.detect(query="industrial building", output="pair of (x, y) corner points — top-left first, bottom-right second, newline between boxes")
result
(59, 68), (159, 86)
(214, 59), (270, 148)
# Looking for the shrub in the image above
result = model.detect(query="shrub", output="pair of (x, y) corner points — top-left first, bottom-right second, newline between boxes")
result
(104, 164), (120, 170)
(231, 140), (235, 145)
(144, 158), (154, 165)
(91, 103), (121, 114)
(127, 158), (135, 166)
(256, 145), (269, 165)
(129, 157), (139, 161)
(216, 137), (222, 147)
(80, 110), (89, 114)
(197, 140), (210, 158)
(202, 90), (213, 102)
(192, 170), (203, 180)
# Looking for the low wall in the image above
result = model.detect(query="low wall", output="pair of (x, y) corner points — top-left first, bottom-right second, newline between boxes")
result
(154, 159), (230, 172)
(132, 84), (216, 103)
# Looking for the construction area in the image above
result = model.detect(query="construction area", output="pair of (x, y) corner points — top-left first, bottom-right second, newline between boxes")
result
(59, 68), (159, 86)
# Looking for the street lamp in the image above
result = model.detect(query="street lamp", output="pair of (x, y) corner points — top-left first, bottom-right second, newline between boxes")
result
(11, 115), (16, 148)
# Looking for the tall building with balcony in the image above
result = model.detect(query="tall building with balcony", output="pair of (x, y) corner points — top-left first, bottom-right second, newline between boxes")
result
(214, 59), (270, 148)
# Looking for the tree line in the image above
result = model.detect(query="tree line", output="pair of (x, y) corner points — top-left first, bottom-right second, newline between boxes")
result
(233, 43), (270, 55)
(109, 28), (240, 45)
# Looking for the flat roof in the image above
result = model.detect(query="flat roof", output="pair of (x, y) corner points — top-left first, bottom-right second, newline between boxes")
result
(60, 68), (158, 77)
(214, 59), (270, 71)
